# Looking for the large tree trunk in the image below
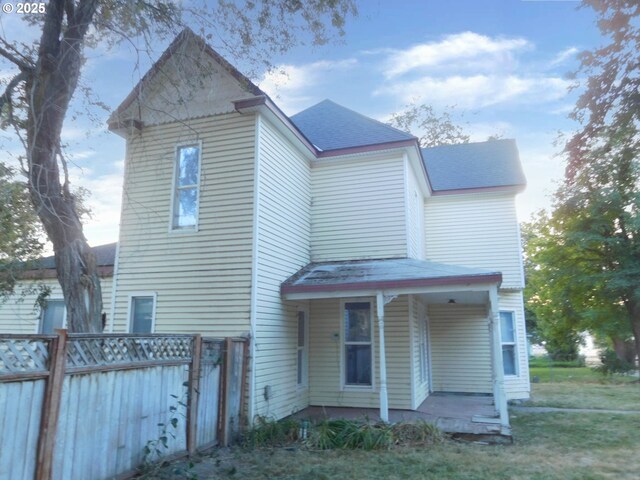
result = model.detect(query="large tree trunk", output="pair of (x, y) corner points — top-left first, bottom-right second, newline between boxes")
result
(26, 0), (102, 332)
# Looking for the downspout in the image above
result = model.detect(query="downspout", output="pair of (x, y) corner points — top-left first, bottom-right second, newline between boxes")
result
(489, 286), (509, 429)
(248, 113), (262, 424)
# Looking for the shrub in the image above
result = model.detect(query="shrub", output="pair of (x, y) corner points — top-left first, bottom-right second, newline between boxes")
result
(593, 348), (635, 376)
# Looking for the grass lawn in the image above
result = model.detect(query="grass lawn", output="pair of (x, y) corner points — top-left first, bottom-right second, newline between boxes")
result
(526, 367), (639, 410)
(155, 368), (640, 479)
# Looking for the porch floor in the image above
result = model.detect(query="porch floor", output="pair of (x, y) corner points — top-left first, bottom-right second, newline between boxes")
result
(290, 393), (511, 438)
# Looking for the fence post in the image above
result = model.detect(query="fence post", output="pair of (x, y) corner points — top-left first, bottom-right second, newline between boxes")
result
(217, 337), (233, 447)
(187, 334), (202, 455)
(36, 329), (68, 480)
(239, 339), (250, 427)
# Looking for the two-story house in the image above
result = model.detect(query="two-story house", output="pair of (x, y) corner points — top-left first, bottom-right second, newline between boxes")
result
(2, 28), (529, 429)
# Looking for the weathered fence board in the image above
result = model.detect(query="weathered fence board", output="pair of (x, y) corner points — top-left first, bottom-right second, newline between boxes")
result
(0, 333), (247, 480)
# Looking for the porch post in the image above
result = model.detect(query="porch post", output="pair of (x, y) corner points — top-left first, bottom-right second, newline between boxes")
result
(376, 292), (389, 422)
(489, 286), (509, 428)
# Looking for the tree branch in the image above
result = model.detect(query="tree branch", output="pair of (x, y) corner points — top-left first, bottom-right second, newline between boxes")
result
(0, 44), (33, 71)
(0, 71), (28, 113)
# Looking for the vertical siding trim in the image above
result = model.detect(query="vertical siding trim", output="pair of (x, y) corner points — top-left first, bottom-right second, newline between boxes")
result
(108, 241), (121, 333)
(248, 113), (261, 424)
(403, 154), (412, 258)
(408, 294), (416, 409)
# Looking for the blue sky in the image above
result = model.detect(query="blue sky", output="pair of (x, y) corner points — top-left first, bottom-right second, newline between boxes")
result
(0, 0), (604, 247)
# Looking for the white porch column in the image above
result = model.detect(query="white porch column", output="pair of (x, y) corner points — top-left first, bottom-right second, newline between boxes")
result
(376, 291), (396, 423)
(489, 286), (510, 428)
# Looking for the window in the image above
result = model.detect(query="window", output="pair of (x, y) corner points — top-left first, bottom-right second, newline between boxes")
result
(297, 310), (307, 386)
(344, 302), (372, 387)
(129, 296), (156, 333)
(40, 299), (65, 334)
(500, 311), (517, 376)
(172, 143), (201, 229)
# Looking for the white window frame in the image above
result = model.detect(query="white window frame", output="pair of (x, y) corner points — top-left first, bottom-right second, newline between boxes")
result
(127, 293), (157, 334)
(500, 310), (518, 377)
(296, 309), (309, 388)
(170, 141), (202, 232)
(39, 297), (67, 334)
(341, 299), (375, 391)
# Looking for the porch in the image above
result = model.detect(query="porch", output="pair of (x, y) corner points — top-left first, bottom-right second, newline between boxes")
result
(290, 393), (511, 439)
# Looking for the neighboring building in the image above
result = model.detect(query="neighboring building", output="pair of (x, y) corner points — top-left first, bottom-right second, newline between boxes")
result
(0, 243), (115, 334)
(2, 29), (530, 425)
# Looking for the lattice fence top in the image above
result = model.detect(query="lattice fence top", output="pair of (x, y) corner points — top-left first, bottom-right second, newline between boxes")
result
(66, 336), (193, 369)
(0, 338), (50, 375)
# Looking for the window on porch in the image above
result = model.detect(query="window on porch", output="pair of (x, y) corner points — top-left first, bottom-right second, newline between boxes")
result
(500, 311), (517, 376)
(344, 302), (372, 386)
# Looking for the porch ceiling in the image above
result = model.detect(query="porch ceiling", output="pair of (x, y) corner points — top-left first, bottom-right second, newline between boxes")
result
(281, 258), (501, 300)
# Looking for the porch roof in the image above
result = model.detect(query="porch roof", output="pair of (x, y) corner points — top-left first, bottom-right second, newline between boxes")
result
(281, 258), (501, 299)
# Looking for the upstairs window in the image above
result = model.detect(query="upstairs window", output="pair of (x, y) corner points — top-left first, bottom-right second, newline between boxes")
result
(172, 143), (201, 229)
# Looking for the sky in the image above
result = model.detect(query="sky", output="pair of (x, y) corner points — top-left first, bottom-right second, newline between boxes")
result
(0, 0), (606, 248)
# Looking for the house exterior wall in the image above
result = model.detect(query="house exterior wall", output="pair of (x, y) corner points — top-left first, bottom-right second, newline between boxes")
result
(110, 113), (256, 336)
(428, 303), (493, 394)
(424, 192), (524, 289)
(499, 290), (531, 399)
(0, 277), (113, 333)
(308, 296), (413, 410)
(310, 154), (407, 262)
(405, 160), (425, 260)
(253, 116), (312, 419)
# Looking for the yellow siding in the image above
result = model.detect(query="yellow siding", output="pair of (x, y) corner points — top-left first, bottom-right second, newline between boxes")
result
(499, 291), (531, 400)
(424, 193), (524, 289)
(428, 304), (492, 394)
(308, 297), (413, 410)
(253, 117), (312, 419)
(0, 277), (113, 333)
(112, 113), (256, 336)
(311, 155), (407, 261)
(406, 161), (425, 260)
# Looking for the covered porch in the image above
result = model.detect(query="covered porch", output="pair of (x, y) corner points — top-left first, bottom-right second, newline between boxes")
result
(291, 393), (510, 438)
(282, 258), (511, 436)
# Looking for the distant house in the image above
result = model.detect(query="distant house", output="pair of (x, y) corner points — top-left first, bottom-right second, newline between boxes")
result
(0, 243), (115, 333)
(1, 29), (530, 426)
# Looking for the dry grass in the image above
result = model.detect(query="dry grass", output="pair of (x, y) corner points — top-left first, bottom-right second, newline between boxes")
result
(525, 382), (640, 410)
(157, 411), (640, 479)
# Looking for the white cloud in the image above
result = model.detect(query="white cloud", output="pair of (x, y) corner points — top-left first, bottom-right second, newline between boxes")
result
(259, 59), (357, 114)
(376, 74), (570, 109)
(384, 32), (531, 78)
(549, 47), (580, 67)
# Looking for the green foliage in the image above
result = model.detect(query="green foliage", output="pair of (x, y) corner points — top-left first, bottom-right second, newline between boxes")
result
(243, 417), (444, 451)
(528, 357), (585, 369)
(593, 348), (636, 376)
(0, 164), (43, 299)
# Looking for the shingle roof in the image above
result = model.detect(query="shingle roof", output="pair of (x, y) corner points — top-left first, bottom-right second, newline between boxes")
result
(282, 258), (501, 296)
(35, 243), (117, 270)
(421, 139), (526, 192)
(290, 100), (416, 152)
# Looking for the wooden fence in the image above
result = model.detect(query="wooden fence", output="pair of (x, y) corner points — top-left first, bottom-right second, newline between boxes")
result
(0, 331), (249, 480)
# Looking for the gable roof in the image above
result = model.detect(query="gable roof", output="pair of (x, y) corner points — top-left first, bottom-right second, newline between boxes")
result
(282, 258), (501, 298)
(109, 28), (264, 130)
(421, 139), (526, 193)
(290, 99), (416, 152)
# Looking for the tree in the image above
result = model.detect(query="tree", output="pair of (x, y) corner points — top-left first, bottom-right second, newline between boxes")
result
(388, 103), (470, 148)
(0, 164), (44, 298)
(0, 0), (357, 332)
(556, 0), (640, 362)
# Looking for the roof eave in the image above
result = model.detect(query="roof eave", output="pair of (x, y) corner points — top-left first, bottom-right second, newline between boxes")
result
(431, 184), (526, 196)
(282, 273), (502, 299)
